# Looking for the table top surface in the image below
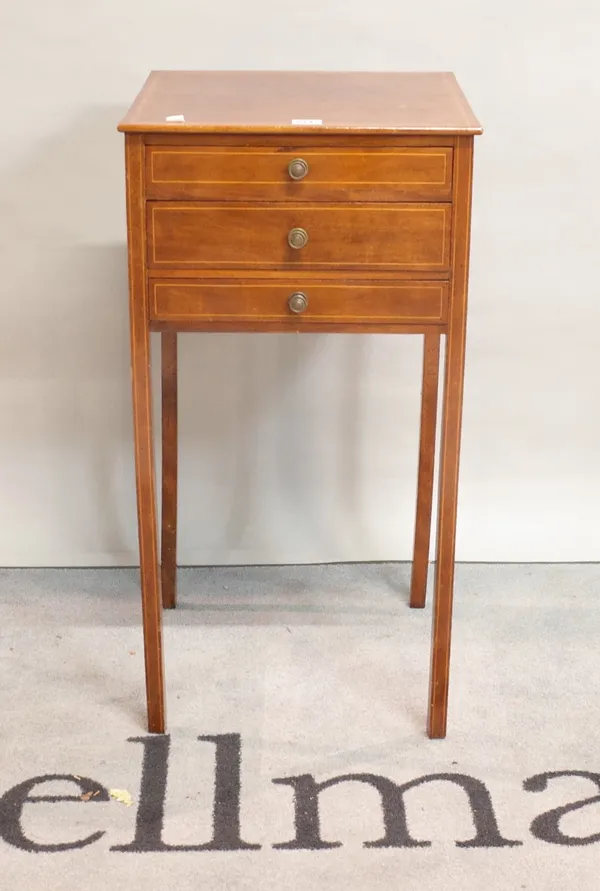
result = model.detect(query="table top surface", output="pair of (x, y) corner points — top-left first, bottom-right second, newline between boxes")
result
(118, 71), (482, 136)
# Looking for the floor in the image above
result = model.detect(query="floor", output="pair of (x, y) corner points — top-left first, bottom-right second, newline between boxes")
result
(1, 563), (599, 889)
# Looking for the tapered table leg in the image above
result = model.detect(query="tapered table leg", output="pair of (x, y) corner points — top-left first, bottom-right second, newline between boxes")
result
(428, 136), (474, 739)
(126, 134), (165, 733)
(161, 332), (178, 609)
(410, 332), (440, 608)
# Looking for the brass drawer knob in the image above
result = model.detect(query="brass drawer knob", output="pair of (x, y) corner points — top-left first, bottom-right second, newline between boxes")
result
(288, 227), (308, 249)
(288, 292), (308, 314)
(288, 158), (309, 180)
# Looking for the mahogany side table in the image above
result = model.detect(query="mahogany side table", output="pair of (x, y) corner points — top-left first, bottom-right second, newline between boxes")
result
(118, 71), (482, 738)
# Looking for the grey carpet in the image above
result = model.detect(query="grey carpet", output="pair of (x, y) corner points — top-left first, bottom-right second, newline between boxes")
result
(1, 564), (599, 889)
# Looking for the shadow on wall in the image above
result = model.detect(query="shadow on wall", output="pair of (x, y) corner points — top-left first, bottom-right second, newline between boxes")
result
(0, 106), (131, 380)
(178, 331), (377, 563)
(0, 107), (138, 561)
(0, 106), (417, 565)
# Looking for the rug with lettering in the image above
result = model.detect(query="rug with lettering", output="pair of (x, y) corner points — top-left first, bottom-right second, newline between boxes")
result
(1, 565), (598, 890)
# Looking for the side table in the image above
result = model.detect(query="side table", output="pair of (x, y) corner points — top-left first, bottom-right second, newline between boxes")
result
(118, 70), (482, 738)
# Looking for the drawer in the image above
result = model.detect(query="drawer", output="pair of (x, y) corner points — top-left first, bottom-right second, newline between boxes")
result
(147, 203), (452, 273)
(146, 146), (453, 202)
(149, 280), (448, 327)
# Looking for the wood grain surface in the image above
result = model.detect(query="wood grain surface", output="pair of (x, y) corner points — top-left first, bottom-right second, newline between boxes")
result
(150, 280), (448, 328)
(146, 145), (453, 202)
(428, 136), (474, 740)
(118, 71), (482, 135)
(125, 134), (166, 733)
(410, 333), (441, 609)
(148, 203), (452, 272)
(161, 332), (178, 610)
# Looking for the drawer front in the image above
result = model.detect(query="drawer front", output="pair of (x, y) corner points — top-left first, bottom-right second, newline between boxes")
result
(146, 146), (453, 202)
(149, 280), (448, 326)
(148, 203), (452, 273)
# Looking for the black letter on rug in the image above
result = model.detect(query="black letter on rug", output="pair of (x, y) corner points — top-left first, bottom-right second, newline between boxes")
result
(273, 772), (521, 849)
(112, 736), (173, 851)
(0, 775), (108, 852)
(525, 771), (600, 845)
(112, 734), (260, 851)
(197, 734), (260, 851)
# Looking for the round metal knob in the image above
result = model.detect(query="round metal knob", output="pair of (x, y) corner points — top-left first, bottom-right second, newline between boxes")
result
(288, 292), (308, 314)
(288, 158), (309, 180)
(288, 227), (308, 249)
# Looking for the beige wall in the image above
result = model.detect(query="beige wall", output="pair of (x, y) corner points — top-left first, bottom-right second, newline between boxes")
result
(0, 1), (598, 565)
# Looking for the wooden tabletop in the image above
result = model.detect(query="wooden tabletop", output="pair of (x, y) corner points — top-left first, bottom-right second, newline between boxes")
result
(118, 71), (482, 136)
